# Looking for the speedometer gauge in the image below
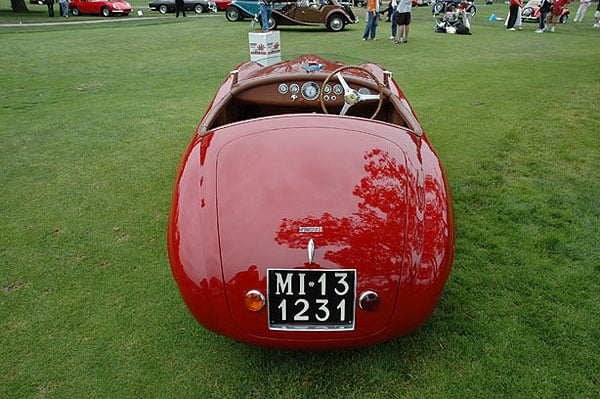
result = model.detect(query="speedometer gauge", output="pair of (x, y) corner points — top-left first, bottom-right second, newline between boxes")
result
(301, 81), (320, 101)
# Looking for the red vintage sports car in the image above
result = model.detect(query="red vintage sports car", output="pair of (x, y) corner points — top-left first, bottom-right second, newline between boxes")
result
(69, 0), (132, 16)
(167, 54), (455, 350)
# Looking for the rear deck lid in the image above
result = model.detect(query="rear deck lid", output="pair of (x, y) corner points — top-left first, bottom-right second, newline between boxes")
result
(215, 115), (412, 336)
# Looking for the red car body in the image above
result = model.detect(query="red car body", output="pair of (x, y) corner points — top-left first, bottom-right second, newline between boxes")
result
(213, 0), (232, 10)
(69, 0), (132, 16)
(167, 54), (455, 350)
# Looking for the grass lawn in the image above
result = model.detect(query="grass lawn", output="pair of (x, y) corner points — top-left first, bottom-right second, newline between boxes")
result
(1, 2), (599, 398)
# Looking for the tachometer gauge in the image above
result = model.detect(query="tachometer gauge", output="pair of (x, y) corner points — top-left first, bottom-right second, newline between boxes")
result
(301, 81), (320, 101)
(358, 87), (371, 95)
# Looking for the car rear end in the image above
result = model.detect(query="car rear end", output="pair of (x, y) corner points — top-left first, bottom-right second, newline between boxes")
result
(168, 112), (453, 349)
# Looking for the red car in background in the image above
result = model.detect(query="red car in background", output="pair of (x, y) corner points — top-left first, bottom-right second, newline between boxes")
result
(167, 54), (455, 350)
(69, 0), (132, 16)
(522, 0), (570, 23)
(213, 0), (232, 10)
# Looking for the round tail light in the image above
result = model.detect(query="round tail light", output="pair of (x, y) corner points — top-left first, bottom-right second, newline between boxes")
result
(358, 291), (380, 312)
(244, 290), (266, 312)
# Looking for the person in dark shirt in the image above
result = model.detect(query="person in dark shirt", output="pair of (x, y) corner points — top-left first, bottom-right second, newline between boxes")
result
(175, 0), (186, 17)
(46, 0), (55, 17)
(535, 0), (553, 32)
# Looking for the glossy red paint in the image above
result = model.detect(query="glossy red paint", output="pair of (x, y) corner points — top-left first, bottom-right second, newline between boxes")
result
(167, 55), (455, 350)
(213, 0), (232, 10)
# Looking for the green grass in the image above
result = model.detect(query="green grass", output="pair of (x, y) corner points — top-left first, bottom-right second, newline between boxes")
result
(1, 4), (599, 398)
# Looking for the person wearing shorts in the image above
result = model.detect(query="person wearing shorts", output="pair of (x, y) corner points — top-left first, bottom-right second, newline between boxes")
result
(547, 0), (571, 32)
(394, 0), (412, 44)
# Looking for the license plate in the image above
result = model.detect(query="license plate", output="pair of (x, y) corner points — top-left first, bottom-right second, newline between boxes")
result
(267, 269), (356, 331)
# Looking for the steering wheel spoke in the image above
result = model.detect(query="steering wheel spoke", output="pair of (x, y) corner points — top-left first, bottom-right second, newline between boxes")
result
(339, 103), (352, 116)
(360, 94), (381, 102)
(336, 73), (352, 93)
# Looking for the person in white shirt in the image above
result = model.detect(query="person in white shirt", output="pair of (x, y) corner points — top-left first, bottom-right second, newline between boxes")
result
(394, 0), (412, 44)
(573, 0), (592, 22)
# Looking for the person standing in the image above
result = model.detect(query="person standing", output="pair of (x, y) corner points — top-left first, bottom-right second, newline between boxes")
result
(573, 0), (592, 22)
(362, 0), (380, 41)
(46, 0), (55, 17)
(548, 0), (571, 32)
(258, 0), (273, 31)
(535, 0), (553, 32)
(389, 0), (397, 39)
(175, 0), (186, 17)
(58, 0), (68, 17)
(506, 0), (522, 30)
(394, 0), (412, 43)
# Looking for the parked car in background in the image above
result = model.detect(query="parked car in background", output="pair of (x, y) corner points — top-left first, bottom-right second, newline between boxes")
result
(167, 54), (456, 350)
(226, 0), (358, 31)
(521, 0), (570, 23)
(69, 0), (132, 16)
(148, 0), (216, 14)
(431, 0), (476, 16)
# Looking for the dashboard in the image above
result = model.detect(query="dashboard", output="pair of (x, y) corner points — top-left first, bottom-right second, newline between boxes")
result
(276, 81), (374, 103)
(233, 79), (375, 107)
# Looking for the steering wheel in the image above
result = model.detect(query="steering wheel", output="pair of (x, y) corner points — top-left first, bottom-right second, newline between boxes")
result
(319, 65), (384, 119)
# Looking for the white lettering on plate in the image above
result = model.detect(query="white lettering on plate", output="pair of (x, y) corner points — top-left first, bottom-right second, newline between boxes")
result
(299, 226), (323, 233)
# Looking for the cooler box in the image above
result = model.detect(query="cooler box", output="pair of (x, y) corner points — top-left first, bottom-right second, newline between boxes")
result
(248, 31), (281, 66)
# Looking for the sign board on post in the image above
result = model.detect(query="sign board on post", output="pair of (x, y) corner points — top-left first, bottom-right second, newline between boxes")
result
(248, 31), (281, 66)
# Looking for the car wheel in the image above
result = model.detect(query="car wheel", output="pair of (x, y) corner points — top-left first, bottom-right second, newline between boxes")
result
(467, 4), (476, 16)
(522, 7), (533, 17)
(225, 6), (241, 21)
(194, 4), (205, 13)
(159, 4), (169, 13)
(71, 6), (80, 16)
(327, 15), (345, 32)
(432, 2), (444, 14)
(101, 7), (111, 17)
(559, 13), (568, 24)
(267, 16), (277, 30)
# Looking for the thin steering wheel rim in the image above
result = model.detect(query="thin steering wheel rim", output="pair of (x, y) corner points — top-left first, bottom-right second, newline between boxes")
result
(319, 65), (384, 120)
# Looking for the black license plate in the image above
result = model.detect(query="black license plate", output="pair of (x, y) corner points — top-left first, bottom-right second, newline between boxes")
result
(267, 269), (356, 331)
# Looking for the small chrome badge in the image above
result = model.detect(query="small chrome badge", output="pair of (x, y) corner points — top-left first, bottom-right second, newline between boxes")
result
(299, 226), (323, 233)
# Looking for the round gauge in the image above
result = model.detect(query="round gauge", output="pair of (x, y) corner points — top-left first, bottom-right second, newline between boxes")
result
(324, 84), (332, 94)
(358, 87), (371, 95)
(333, 84), (343, 95)
(289, 84), (300, 94)
(301, 81), (320, 101)
(278, 84), (288, 94)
